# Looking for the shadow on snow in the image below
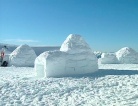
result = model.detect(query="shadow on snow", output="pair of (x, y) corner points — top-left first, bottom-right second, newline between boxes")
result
(63, 69), (138, 78)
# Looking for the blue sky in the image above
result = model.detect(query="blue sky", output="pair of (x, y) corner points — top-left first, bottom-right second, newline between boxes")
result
(0, 0), (138, 52)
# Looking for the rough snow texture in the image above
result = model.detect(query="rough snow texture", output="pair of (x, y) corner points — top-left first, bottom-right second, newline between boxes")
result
(1, 65), (138, 106)
(35, 34), (98, 78)
(9, 44), (37, 67)
(100, 53), (119, 64)
(116, 47), (138, 64)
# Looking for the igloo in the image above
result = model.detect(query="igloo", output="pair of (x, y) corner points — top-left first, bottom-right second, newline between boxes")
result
(35, 34), (98, 78)
(9, 44), (37, 67)
(116, 47), (138, 64)
(99, 53), (119, 64)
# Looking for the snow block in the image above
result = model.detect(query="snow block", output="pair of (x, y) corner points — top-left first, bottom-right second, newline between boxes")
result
(9, 44), (37, 67)
(116, 47), (138, 64)
(35, 34), (98, 78)
(100, 53), (119, 64)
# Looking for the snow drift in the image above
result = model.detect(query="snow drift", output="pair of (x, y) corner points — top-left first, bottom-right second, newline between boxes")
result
(100, 53), (119, 64)
(116, 47), (138, 64)
(9, 44), (37, 67)
(35, 34), (98, 78)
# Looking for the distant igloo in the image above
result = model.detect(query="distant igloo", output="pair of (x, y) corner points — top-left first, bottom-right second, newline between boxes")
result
(9, 44), (37, 67)
(99, 53), (119, 64)
(116, 47), (138, 64)
(35, 34), (98, 78)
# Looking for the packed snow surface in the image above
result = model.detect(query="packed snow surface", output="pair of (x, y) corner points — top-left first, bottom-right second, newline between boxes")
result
(35, 34), (98, 78)
(1, 64), (138, 105)
(9, 44), (37, 67)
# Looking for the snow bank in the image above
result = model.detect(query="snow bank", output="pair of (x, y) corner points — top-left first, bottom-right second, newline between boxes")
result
(9, 44), (37, 67)
(100, 53), (119, 64)
(116, 47), (138, 64)
(35, 34), (98, 78)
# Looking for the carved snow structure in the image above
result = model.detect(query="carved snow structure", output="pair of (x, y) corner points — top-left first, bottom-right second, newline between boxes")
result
(116, 47), (138, 64)
(35, 34), (98, 78)
(100, 53), (119, 64)
(9, 44), (37, 67)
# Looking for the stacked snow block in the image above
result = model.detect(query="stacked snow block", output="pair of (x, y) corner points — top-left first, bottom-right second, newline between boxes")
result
(100, 53), (119, 64)
(35, 34), (98, 78)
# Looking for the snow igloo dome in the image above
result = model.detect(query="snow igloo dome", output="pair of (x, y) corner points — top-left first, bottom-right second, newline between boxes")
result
(35, 34), (98, 78)
(9, 44), (37, 67)
(116, 47), (138, 64)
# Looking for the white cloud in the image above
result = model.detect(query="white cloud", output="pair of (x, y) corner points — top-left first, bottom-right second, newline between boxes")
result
(3, 39), (39, 43)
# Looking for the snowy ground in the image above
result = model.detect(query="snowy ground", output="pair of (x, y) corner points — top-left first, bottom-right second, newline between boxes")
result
(0, 64), (138, 106)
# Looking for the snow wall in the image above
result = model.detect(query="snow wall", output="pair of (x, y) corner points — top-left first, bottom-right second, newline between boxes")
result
(99, 53), (119, 64)
(35, 34), (98, 78)
(9, 44), (37, 67)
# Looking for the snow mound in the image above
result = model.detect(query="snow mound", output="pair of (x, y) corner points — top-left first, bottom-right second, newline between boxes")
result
(9, 44), (37, 67)
(99, 53), (119, 64)
(35, 34), (98, 78)
(60, 34), (92, 54)
(116, 47), (138, 64)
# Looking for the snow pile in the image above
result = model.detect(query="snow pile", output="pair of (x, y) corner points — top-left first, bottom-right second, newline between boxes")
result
(35, 34), (98, 78)
(100, 53), (119, 64)
(116, 47), (138, 64)
(9, 44), (37, 67)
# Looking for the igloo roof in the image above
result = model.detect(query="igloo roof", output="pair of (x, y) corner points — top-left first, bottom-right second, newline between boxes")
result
(60, 34), (91, 54)
(9, 44), (37, 67)
(11, 44), (34, 56)
(116, 47), (138, 58)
